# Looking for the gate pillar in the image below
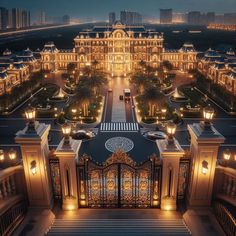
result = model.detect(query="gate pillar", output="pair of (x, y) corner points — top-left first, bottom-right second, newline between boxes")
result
(55, 137), (81, 210)
(157, 137), (184, 211)
(187, 121), (224, 207)
(15, 122), (53, 209)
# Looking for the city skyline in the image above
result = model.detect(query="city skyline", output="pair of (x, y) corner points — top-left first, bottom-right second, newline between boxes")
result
(1, 0), (236, 20)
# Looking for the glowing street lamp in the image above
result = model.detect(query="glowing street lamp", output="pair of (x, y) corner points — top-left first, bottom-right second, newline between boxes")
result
(72, 108), (77, 114)
(62, 123), (71, 146)
(8, 149), (16, 160)
(25, 106), (36, 132)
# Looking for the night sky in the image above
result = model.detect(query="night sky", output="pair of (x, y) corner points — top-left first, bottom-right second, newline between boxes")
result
(1, 0), (236, 20)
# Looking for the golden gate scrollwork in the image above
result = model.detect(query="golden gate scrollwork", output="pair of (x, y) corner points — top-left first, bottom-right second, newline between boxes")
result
(77, 151), (162, 208)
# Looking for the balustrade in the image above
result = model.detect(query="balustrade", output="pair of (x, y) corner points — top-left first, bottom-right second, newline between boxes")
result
(214, 165), (236, 205)
(0, 165), (25, 201)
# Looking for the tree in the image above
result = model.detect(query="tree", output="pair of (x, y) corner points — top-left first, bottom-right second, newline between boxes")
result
(143, 86), (164, 116)
(67, 63), (76, 74)
(131, 72), (147, 95)
(162, 60), (173, 71)
(76, 85), (93, 116)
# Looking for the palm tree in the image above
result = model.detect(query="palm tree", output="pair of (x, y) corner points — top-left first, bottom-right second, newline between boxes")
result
(76, 86), (93, 116)
(143, 86), (164, 116)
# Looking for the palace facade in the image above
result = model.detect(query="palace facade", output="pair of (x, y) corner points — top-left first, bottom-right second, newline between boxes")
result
(41, 22), (198, 76)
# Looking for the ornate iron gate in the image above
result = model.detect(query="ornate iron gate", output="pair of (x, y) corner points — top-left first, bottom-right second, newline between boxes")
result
(77, 151), (161, 208)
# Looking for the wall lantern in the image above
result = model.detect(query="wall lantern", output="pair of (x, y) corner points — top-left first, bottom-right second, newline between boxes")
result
(8, 149), (16, 160)
(202, 160), (208, 175)
(25, 106), (36, 132)
(30, 160), (37, 175)
(0, 150), (4, 161)
(223, 149), (231, 160)
(62, 122), (71, 146)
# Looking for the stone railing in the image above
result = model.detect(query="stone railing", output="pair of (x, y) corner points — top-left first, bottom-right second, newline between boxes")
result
(0, 165), (26, 201)
(213, 201), (236, 236)
(214, 165), (236, 206)
(0, 165), (28, 236)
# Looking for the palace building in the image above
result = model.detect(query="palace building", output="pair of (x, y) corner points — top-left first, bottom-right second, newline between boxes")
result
(41, 22), (198, 76)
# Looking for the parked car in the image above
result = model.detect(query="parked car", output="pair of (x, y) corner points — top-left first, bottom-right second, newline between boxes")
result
(72, 130), (95, 140)
(146, 131), (167, 140)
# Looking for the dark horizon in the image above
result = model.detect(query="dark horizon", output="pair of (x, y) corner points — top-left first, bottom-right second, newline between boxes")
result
(1, 0), (236, 20)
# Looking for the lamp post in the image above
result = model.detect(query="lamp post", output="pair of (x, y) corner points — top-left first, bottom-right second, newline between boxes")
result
(62, 123), (71, 146)
(166, 121), (176, 146)
(202, 105), (214, 129)
(25, 106), (36, 133)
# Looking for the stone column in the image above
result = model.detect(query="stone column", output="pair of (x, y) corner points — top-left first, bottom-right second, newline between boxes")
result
(55, 137), (81, 210)
(15, 122), (53, 208)
(156, 138), (185, 211)
(187, 122), (225, 207)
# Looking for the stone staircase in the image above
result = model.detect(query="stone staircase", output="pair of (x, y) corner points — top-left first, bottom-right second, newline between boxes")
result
(46, 218), (191, 236)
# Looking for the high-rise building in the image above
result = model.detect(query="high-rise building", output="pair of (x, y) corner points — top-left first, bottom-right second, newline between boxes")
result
(12, 8), (22, 29)
(120, 11), (142, 25)
(7, 9), (13, 29)
(224, 13), (236, 24)
(38, 11), (46, 25)
(206, 12), (215, 24)
(62, 15), (70, 25)
(109, 12), (116, 25)
(187, 11), (201, 25)
(160, 9), (173, 24)
(22, 10), (30, 28)
(172, 13), (187, 24)
(0, 7), (8, 30)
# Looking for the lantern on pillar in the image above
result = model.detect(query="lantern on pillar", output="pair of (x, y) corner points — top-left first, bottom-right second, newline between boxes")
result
(166, 121), (176, 146)
(62, 123), (71, 146)
(202, 105), (214, 129)
(25, 106), (36, 132)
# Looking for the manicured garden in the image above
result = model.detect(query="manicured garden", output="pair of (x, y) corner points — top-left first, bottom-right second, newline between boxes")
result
(0, 72), (43, 114)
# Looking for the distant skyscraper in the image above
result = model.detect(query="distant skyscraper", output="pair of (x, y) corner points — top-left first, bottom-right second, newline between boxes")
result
(206, 12), (215, 24)
(172, 13), (187, 24)
(12, 8), (22, 29)
(38, 11), (46, 25)
(187, 11), (201, 25)
(224, 13), (236, 24)
(62, 15), (70, 25)
(109, 12), (116, 25)
(22, 10), (30, 28)
(160, 9), (173, 24)
(0, 7), (8, 30)
(120, 10), (142, 25)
